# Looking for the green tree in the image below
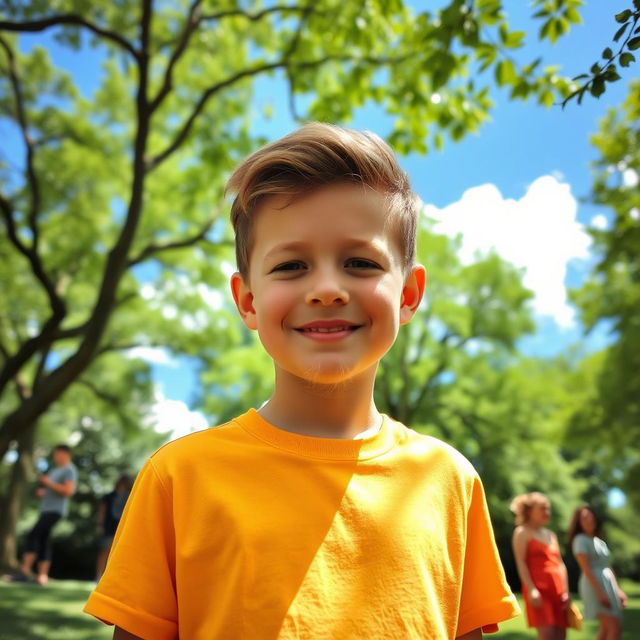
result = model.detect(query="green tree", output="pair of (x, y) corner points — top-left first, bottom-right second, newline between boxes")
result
(0, 0), (597, 568)
(569, 80), (640, 511)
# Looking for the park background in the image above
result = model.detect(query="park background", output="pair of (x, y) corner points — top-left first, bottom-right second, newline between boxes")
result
(0, 0), (639, 637)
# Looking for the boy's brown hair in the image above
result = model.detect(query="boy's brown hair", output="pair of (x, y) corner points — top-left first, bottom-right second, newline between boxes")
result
(226, 123), (418, 278)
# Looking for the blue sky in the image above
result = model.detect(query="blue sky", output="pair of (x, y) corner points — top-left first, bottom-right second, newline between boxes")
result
(5, 3), (636, 439)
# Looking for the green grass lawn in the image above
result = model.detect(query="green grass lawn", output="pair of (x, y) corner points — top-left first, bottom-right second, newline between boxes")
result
(0, 578), (639, 639)
(0, 579), (111, 640)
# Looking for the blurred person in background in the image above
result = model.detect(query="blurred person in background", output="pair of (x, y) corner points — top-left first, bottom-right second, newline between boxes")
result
(511, 492), (571, 640)
(16, 444), (77, 585)
(569, 505), (627, 640)
(95, 474), (133, 581)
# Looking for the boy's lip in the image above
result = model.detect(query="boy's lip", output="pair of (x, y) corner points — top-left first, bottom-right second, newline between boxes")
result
(294, 319), (362, 334)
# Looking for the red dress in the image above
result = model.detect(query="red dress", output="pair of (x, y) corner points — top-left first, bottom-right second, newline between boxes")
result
(523, 537), (568, 628)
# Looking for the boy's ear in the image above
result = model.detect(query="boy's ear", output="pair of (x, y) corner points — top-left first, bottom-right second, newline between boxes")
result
(230, 272), (257, 330)
(399, 264), (426, 325)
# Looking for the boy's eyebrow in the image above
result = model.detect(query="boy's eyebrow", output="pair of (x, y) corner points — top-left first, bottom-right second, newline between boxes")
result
(263, 238), (390, 260)
(264, 241), (309, 259)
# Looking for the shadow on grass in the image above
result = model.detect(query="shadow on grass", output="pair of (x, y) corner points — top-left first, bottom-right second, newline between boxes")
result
(0, 581), (111, 640)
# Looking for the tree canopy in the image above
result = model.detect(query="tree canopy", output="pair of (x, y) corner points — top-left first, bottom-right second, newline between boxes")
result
(569, 80), (640, 512)
(1, 0), (638, 574)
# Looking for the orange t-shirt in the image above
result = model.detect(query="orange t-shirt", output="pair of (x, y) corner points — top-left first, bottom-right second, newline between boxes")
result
(84, 410), (519, 639)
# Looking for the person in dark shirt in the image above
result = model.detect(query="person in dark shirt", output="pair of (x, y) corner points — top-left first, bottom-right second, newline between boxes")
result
(95, 474), (133, 581)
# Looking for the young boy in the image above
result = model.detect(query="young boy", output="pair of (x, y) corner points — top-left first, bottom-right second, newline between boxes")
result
(85, 124), (519, 639)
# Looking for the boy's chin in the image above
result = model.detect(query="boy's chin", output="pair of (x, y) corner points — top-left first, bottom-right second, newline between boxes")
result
(280, 362), (378, 387)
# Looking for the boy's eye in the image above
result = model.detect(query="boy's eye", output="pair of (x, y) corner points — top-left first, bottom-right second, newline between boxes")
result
(271, 261), (306, 272)
(345, 258), (381, 269)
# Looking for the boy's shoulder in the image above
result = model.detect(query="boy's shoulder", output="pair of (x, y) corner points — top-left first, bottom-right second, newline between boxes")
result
(392, 417), (479, 480)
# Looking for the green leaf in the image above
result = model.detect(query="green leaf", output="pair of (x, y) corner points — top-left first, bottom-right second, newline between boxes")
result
(590, 76), (606, 98)
(498, 23), (509, 44)
(565, 7), (583, 24)
(613, 22), (629, 42)
(615, 9), (632, 23)
(590, 62), (602, 75)
(540, 89), (555, 107)
(505, 30), (525, 48)
(495, 59), (516, 86)
(620, 52), (636, 67)
(628, 36), (640, 51)
(602, 47), (613, 60)
(539, 19), (551, 41)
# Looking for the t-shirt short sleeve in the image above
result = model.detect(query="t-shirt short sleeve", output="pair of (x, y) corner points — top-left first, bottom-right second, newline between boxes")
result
(84, 459), (178, 640)
(456, 474), (520, 636)
(572, 533), (590, 556)
(62, 464), (78, 484)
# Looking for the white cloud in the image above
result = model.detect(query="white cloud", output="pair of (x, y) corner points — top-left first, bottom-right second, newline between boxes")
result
(146, 389), (209, 441)
(423, 175), (591, 326)
(591, 214), (608, 230)
(126, 346), (178, 367)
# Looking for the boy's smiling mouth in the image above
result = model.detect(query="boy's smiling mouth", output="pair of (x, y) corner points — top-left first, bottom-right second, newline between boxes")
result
(294, 320), (362, 339)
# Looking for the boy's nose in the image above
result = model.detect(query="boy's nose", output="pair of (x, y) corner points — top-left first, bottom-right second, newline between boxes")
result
(305, 274), (349, 306)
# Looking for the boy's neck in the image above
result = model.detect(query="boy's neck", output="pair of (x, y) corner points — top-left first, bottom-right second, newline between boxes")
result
(259, 367), (381, 439)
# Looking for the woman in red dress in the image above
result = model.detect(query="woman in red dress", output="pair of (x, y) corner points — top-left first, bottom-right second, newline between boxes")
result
(511, 492), (571, 640)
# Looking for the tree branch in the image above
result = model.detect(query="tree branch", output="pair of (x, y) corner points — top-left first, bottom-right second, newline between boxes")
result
(147, 51), (412, 171)
(0, 193), (64, 316)
(0, 320), (62, 400)
(77, 378), (139, 430)
(149, 0), (203, 113)
(200, 4), (319, 23)
(77, 378), (122, 407)
(0, 14), (139, 59)
(282, 5), (314, 122)
(96, 342), (148, 356)
(128, 217), (217, 266)
(33, 344), (51, 389)
(13, 374), (30, 402)
(0, 35), (41, 249)
(53, 323), (89, 341)
(0, 192), (68, 398)
(146, 60), (284, 170)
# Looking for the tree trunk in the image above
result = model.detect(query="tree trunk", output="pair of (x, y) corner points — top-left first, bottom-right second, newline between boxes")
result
(0, 422), (37, 572)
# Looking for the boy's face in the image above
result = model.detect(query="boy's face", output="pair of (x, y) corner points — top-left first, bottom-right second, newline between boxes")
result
(231, 183), (425, 386)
